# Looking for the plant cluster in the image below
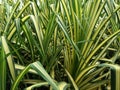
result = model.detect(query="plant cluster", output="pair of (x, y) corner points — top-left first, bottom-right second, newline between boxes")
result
(0, 0), (120, 90)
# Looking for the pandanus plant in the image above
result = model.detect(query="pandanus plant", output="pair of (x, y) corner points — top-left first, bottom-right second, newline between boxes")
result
(0, 0), (120, 90)
(57, 0), (120, 89)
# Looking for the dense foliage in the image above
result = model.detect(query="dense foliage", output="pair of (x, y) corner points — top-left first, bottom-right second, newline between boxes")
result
(0, 0), (120, 90)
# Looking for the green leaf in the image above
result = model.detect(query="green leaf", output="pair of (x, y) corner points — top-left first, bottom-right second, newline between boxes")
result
(11, 64), (31, 90)
(0, 40), (6, 90)
(1, 36), (16, 81)
(99, 64), (120, 90)
(30, 61), (59, 90)
(4, 1), (20, 33)
(25, 82), (48, 90)
(12, 61), (59, 90)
